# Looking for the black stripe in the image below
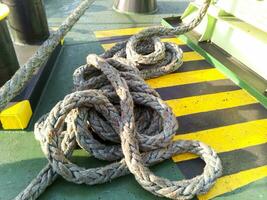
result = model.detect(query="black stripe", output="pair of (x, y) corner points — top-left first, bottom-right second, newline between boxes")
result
(176, 103), (267, 135)
(179, 45), (192, 52)
(98, 35), (179, 44)
(100, 38), (193, 53)
(177, 60), (214, 72)
(176, 142), (267, 179)
(156, 79), (240, 100)
(98, 35), (131, 44)
(98, 35), (177, 43)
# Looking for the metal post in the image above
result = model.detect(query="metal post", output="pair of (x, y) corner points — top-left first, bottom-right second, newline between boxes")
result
(113, 0), (157, 14)
(2, 0), (49, 44)
(0, 3), (19, 86)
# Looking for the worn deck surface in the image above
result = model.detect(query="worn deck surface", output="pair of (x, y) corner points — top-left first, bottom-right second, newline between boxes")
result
(1, 0), (267, 200)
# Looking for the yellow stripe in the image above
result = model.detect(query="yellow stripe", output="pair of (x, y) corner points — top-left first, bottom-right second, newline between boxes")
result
(95, 27), (267, 200)
(102, 42), (203, 66)
(101, 37), (185, 51)
(102, 43), (202, 63)
(172, 119), (267, 162)
(166, 89), (257, 117)
(95, 28), (184, 45)
(102, 43), (117, 50)
(161, 37), (185, 45)
(146, 68), (226, 89)
(183, 51), (204, 62)
(198, 165), (267, 200)
(95, 27), (146, 38)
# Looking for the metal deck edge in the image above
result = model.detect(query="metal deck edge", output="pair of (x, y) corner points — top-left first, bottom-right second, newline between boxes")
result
(161, 18), (267, 110)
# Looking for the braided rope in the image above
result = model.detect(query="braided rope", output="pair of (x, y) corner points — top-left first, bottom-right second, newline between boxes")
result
(9, 0), (223, 199)
(0, 0), (95, 111)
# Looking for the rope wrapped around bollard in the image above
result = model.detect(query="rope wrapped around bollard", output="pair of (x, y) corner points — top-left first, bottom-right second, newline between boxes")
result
(12, 0), (222, 199)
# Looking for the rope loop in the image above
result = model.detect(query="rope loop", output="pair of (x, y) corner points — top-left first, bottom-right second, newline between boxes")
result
(13, 1), (223, 200)
(31, 53), (222, 200)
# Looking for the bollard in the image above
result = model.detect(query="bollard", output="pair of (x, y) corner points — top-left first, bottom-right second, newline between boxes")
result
(2, 0), (49, 44)
(113, 0), (157, 14)
(0, 3), (19, 87)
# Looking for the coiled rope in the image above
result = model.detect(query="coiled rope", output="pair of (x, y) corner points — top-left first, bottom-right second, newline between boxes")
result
(2, 0), (222, 199)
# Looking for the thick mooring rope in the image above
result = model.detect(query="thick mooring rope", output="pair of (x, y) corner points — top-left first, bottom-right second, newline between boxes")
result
(8, 0), (222, 199)
(0, 0), (94, 111)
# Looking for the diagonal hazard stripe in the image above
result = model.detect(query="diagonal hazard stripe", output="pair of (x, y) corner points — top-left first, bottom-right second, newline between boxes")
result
(160, 37), (185, 45)
(178, 142), (267, 178)
(100, 37), (186, 51)
(101, 42), (118, 50)
(101, 41), (192, 53)
(166, 89), (257, 117)
(146, 68), (226, 89)
(176, 103), (267, 134)
(183, 51), (204, 62)
(198, 165), (267, 200)
(95, 27), (147, 38)
(177, 60), (213, 72)
(156, 79), (240, 101)
(99, 36), (185, 45)
(94, 27), (267, 200)
(172, 119), (267, 162)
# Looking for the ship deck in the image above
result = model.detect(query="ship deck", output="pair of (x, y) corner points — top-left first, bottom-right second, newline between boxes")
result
(1, 0), (267, 199)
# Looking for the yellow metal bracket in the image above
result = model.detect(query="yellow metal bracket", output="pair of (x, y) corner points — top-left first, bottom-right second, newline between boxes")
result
(0, 3), (9, 21)
(0, 100), (32, 130)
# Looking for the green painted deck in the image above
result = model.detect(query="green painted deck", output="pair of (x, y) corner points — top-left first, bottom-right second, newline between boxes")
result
(1, 0), (267, 200)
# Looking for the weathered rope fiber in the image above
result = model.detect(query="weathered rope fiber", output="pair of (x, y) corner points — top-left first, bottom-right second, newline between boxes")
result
(8, 0), (222, 199)
(0, 0), (95, 111)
